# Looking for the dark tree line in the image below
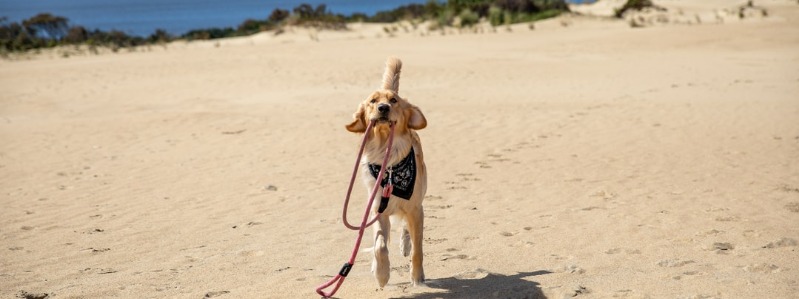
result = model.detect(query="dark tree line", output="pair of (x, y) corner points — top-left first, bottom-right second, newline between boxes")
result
(1, 13), (171, 52)
(2, 1), (573, 54)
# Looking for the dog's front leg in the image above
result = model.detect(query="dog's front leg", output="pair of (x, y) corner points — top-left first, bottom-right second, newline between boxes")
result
(372, 212), (391, 288)
(407, 207), (425, 285)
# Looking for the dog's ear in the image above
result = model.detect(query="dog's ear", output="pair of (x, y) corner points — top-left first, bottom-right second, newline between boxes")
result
(407, 105), (427, 130)
(346, 104), (367, 133)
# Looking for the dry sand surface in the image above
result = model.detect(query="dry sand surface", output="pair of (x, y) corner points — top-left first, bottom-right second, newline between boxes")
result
(2, 0), (799, 298)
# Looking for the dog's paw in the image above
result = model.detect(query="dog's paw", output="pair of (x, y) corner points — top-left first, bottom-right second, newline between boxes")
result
(374, 236), (391, 287)
(376, 266), (390, 288)
(411, 273), (425, 287)
(399, 228), (411, 257)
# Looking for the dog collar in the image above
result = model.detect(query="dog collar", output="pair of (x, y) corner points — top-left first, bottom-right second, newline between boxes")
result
(368, 147), (416, 200)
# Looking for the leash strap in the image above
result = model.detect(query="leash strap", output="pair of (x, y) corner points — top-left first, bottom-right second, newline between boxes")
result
(341, 121), (396, 230)
(316, 121), (396, 298)
(378, 181), (393, 213)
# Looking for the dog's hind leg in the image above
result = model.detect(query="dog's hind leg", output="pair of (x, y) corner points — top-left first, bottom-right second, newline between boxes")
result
(399, 220), (411, 257)
(372, 213), (391, 288)
(406, 207), (425, 285)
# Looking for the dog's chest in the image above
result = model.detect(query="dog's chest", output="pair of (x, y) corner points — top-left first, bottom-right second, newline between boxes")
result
(367, 148), (416, 200)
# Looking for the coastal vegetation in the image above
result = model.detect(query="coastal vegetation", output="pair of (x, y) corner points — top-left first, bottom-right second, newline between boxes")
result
(613, 0), (657, 18)
(1, 0), (570, 55)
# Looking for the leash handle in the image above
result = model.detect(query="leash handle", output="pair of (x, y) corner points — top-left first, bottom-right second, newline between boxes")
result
(315, 274), (345, 298)
(315, 262), (352, 297)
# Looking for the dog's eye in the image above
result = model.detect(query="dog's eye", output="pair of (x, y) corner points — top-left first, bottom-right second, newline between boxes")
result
(390, 98), (397, 104)
(370, 99), (377, 104)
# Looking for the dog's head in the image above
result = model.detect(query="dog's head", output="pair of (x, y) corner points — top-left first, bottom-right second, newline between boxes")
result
(346, 57), (426, 133)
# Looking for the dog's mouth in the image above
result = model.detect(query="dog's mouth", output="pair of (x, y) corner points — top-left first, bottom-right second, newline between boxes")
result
(372, 115), (393, 124)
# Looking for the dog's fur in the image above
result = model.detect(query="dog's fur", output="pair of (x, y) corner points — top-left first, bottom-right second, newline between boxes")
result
(346, 57), (427, 287)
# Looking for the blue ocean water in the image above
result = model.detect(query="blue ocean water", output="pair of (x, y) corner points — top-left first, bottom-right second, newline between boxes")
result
(0, 0), (591, 37)
(0, 0), (426, 37)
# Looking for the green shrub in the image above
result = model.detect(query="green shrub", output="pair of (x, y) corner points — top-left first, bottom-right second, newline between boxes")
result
(458, 8), (480, 27)
(614, 0), (653, 18)
(438, 7), (456, 27)
(268, 8), (290, 23)
(488, 6), (504, 26)
(503, 10), (513, 26)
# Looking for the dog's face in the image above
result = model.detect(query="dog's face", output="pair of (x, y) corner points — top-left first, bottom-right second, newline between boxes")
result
(346, 89), (426, 133)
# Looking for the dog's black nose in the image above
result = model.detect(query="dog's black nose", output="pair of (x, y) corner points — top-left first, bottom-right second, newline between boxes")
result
(377, 104), (390, 113)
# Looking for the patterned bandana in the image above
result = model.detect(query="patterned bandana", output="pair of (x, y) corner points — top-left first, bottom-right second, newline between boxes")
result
(367, 147), (416, 200)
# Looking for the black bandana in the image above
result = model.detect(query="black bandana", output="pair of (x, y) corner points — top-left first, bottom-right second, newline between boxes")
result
(368, 148), (416, 200)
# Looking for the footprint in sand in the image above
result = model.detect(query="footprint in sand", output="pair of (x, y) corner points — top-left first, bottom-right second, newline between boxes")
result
(425, 194), (443, 200)
(455, 173), (480, 182)
(17, 291), (49, 299)
(486, 152), (513, 163)
(579, 206), (603, 211)
(428, 204), (453, 210)
(508, 240), (535, 248)
(204, 291), (230, 298)
(656, 259), (695, 267)
(453, 268), (489, 279)
(785, 202), (799, 213)
(474, 161), (491, 169)
(444, 181), (466, 190)
(571, 285), (590, 297)
(742, 230), (760, 237)
(714, 216), (740, 222)
(555, 265), (585, 274)
(672, 270), (702, 280)
(709, 242), (734, 253)
(762, 237), (797, 249)
(778, 184), (799, 193)
(80, 268), (117, 274)
(391, 265), (410, 277)
(424, 237), (447, 245)
(82, 247), (110, 253)
(743, 263), (780, 274)
(239, 250), (265, 257)
(499, 231), (517, 237)
(82, 228), (104, 234)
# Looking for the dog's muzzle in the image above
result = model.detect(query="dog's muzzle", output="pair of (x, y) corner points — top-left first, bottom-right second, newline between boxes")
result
(375, 104), (391, 123)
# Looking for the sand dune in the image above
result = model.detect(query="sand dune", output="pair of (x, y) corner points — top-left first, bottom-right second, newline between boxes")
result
(2, 1), (798, 298)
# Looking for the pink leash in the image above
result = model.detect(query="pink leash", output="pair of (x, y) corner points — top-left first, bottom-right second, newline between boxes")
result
(315, 120), (396, 298)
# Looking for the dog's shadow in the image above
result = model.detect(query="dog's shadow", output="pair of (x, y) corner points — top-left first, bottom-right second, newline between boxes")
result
(396, 270), (551, 299)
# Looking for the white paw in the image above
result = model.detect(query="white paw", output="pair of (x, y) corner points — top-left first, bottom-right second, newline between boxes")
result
(374, 236), (390, 287)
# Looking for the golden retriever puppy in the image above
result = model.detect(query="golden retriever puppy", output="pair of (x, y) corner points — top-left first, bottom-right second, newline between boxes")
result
(345, 57), (427, 287)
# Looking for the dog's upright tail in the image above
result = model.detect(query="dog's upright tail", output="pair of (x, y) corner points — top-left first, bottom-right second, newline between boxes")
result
(381, 57), (402, 93)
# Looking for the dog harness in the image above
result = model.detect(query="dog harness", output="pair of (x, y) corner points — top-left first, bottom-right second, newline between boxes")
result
(368, 147), (416, 200)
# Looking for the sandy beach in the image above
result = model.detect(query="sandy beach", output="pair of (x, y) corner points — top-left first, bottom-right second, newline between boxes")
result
(2, 1), (798, 298)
